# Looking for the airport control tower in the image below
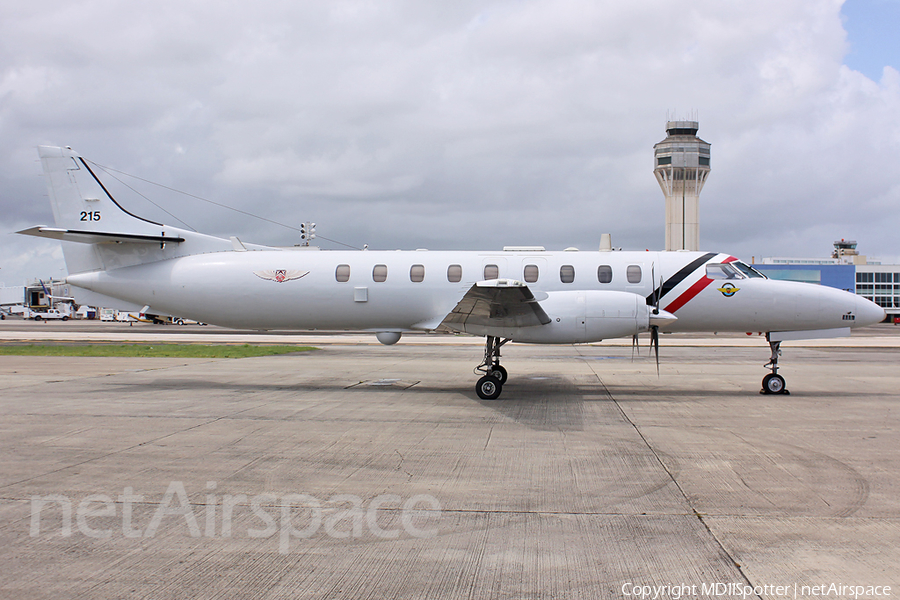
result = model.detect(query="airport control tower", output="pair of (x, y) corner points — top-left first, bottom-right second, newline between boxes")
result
(653, 120), (711, 251)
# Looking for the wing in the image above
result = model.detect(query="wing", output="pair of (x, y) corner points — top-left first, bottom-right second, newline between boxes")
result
(440, 279), (551, 334)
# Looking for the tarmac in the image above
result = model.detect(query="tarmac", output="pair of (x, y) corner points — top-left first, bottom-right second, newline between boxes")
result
(1, 320), (899, 599)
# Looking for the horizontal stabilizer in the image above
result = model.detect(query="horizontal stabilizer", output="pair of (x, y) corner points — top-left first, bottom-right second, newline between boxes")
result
(441, 280), (552, 332)
(17, 226), (185, 245)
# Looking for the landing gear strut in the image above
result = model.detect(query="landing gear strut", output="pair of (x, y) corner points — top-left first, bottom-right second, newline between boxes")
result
(475, 336), (509, 400)
(761, 334), (790, 395)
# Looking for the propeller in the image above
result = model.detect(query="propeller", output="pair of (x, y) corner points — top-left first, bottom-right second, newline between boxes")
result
(641, 264), (678, 372)
(651, 264), (661, 374)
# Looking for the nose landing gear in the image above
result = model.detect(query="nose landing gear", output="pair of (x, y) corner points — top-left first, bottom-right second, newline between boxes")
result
(761, 335), (790, 395)
(475, 336), (509, 400)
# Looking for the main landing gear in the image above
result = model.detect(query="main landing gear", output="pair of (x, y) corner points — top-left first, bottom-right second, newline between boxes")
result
(475, 336), (509, 400)
(761, 335), (790, 395)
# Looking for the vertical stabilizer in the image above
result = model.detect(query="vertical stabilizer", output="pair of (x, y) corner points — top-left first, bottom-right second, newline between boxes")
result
(25, 146), (243, 276)
(38, 145), (162, 233)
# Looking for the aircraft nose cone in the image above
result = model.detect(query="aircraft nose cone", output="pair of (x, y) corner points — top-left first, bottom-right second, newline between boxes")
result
(854, 295), (885, 326)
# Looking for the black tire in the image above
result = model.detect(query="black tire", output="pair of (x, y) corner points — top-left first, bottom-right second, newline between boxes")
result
(34, 315), (42, 322)
(489, 364), (508, 384)
(475, 376), (503, 400)
(61, 316), (68, 321)
(762, 373), (786, 394)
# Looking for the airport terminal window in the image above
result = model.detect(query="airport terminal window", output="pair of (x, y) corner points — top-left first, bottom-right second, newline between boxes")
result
(626, 265), (642, 284)
(373, 264), (387, 282)
(335, 264), (350, 282)
(524, 264), (539, 283)
(447, 264), (462, 283)
(597, 265), (612, 284)
(410, 264), (425, 282)
(560, 265), (575, 284)
(484, 264), (499, 280)
(657, 156), (672, 165)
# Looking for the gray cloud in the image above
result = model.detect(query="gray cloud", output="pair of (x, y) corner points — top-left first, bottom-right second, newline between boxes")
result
(2, 0), (899, 286)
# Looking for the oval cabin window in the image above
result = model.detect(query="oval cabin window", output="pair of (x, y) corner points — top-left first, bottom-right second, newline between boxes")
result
(597, 265), (612, 284)
(627, 265), (642, 284)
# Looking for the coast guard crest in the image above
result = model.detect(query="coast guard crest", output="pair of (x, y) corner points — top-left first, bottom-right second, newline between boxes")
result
(254, 269), (309, 283)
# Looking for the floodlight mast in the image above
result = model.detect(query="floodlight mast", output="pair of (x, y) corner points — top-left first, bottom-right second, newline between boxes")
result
(653, 120), (711, 251)
(299, 222), (316, 247)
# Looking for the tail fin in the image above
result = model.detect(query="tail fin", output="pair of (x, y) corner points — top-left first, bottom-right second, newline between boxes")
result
(20, 146), (231, 274)
(38, 145), (163, 233)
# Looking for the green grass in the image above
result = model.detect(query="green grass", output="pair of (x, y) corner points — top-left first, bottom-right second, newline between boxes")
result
(0, 343), (316, 358)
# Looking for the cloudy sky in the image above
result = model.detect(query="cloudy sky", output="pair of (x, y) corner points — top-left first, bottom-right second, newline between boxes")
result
(2, 0), (899, 286)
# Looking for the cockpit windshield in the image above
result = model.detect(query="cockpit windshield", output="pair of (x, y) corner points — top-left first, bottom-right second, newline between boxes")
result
(731, 260), (767, 279)
(706, 261), (768, 280)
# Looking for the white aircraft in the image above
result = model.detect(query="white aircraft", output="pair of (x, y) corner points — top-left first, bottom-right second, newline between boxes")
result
(20, 146), (884, 399)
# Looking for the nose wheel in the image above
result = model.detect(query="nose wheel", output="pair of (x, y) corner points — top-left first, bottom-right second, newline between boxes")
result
(761, 336), (790, 395)
(475, 336), (510, 399)
(476, 375), (503, 400)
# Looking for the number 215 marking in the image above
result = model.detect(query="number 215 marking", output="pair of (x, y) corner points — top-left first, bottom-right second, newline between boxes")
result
(80, 211), (101, 221)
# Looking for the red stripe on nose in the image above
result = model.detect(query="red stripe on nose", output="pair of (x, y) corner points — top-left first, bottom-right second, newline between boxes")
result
(664, 276), (714, 313)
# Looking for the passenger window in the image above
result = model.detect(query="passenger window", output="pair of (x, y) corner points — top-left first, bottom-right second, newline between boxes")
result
(524, 264), (539, 283)
(597, 265), (612, 284)
(372, 264), (387, 282)
(410, 264), (425, 282)
(626, 265), (642, 284)
(484, 264), (499, 280)
(560, 265), (575, 284)
(447, 264), (462, 283)
(336, 264), (350, 282)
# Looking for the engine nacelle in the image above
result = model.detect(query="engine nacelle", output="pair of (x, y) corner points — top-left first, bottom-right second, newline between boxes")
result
(466, 290), (653, 344)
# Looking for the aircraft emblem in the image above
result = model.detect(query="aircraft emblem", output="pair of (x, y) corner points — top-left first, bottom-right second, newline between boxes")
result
(717, 283), (740, 297)
(254, 269), (309, 283)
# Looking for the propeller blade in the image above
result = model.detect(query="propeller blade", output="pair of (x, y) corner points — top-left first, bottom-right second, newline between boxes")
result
(651, 325), (660, 376)
(631, 334), (639, 360)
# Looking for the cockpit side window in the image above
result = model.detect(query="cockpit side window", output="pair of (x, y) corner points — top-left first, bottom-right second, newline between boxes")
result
(706, 263), (741, 280)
